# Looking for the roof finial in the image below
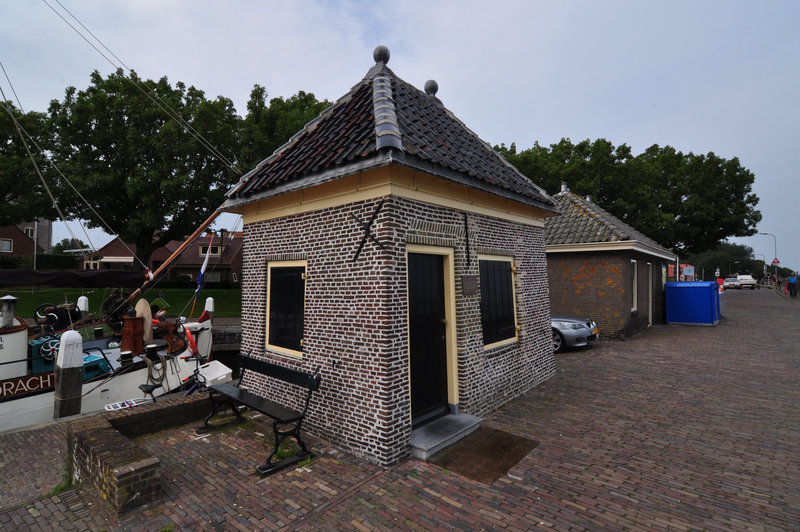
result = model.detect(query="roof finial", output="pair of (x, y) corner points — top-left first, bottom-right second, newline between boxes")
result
(373, 45), (390, 64)
(424, 80), (438, 96)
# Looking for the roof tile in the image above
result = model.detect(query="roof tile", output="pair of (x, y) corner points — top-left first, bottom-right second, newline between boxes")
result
(227, 49), (554, 211)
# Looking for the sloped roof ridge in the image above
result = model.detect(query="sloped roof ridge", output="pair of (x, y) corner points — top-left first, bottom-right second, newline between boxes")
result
(390, 71), (552, 203)
(225, 46), (556, 211)
(550, 190), (671, 253)
(226, 77), (370, 198)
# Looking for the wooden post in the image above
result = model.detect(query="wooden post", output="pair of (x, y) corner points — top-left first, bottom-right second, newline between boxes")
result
(54, 330), (83, 419)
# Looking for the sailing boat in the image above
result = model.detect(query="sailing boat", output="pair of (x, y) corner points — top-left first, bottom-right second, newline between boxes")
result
(0, 218), (230, 432)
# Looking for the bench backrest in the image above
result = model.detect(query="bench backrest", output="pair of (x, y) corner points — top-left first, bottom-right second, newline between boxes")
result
(240, 355), (321, 392)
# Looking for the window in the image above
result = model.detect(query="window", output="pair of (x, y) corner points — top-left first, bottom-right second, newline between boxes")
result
(266, 261), (306, 356)
(205, 272), (221, 283)
(232, 273), (238, 283)
(199, 245), (220, 256)
(631, 260), (638, 312)
(0, 239), (12, 252)
(23, 227), (34, 238)
(479, 255), (517, 347)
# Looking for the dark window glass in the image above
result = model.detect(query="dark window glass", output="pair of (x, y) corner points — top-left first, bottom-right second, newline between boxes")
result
(479, 259), (516, 345)
(268, 265), (305, 352)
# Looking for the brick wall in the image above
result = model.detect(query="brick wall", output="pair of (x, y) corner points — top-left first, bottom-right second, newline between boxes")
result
(547, 251), (669, 339)
(240, 194), (555, 465)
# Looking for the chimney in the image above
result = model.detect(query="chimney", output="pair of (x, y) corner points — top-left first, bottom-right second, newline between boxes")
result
(560, 182), (568, 193)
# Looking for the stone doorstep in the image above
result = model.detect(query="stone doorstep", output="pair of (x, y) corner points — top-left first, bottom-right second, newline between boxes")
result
(410, 413), (482, 460)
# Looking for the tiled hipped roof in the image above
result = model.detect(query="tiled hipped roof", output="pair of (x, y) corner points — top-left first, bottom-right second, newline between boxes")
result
(225, 46), (555, 212)
(545, 187), (674, 257)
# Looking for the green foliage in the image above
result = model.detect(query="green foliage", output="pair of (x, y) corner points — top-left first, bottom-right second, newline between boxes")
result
(47, 69), (242, 266)
(9, 287), (240, 319)
(238, 86), (331, 170)
(0, 101), (58, 226)
(497, 138), (761, 254)
(686, 242), (756, 279)
(48, 457), (79, 496)
(52, 238), (87, 254)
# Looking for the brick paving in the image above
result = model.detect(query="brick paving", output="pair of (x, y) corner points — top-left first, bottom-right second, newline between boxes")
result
(1, 288), (798, 530)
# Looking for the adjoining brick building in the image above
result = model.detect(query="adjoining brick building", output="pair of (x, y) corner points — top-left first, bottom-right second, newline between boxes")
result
(220, 46), (559, 465)
(545, 183), (678, 339)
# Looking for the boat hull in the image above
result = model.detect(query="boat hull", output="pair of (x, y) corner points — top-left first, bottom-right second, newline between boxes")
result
(0, 351), (200, 432)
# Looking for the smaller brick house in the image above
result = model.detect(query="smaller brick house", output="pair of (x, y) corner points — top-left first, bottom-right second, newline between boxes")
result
(150, 233), (243, 285)
(545, 184), (677, 339)
(0, 225), (47, 262)
(220, 46), (559, 465)
(82, 234), (243, 285)
(80, 237), (138, 270)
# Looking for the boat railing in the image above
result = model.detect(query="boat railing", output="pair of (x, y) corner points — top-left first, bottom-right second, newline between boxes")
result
(82, 346), (115, 369)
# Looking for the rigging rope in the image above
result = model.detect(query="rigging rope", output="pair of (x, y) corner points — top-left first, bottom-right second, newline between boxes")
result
(0, 84), (144, 267)
(43, 0), (242, 175)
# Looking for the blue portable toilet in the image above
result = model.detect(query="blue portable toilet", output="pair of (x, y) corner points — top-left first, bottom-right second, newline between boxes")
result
(665, 281), (720, 326)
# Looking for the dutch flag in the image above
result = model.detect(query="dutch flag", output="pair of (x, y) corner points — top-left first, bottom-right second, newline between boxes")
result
(195, 232), (214, 298)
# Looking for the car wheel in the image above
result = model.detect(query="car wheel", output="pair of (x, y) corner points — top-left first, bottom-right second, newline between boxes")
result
(552, 329), (565, 353)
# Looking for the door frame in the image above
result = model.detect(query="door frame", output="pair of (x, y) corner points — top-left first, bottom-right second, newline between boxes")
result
(406, 244), (459, 415)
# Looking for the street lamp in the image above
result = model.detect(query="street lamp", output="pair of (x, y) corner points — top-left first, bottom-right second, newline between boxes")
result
(758, 232), (778, 287)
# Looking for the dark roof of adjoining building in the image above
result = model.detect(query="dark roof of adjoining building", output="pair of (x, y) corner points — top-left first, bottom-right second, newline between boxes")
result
(545, 185), (676, 259)
(224, 46), (556, 214)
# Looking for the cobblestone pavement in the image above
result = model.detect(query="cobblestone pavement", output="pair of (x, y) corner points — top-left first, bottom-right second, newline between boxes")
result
(1, 289), (798, 530)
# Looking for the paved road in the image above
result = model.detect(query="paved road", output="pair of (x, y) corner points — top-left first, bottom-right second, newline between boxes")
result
(1, 289), (798, 530)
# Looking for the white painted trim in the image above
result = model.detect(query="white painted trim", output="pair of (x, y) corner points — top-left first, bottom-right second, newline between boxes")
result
(546, 240), (677, 261)
(406, 244), (459, 407)
(265, 259), (307, 359)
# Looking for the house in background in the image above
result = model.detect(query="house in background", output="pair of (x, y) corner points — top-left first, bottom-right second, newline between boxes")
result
(545, 183), (678, 339)
(0, 224), (47, 262)
(81, 233), (243, 285)
(80, 237), (138, 271)
(16, 220), (52, 254)
(220, 46), (559, 465)
(150, 232), (243, 285)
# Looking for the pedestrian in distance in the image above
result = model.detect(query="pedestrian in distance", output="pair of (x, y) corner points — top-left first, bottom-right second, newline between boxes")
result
(788, 272), (798, 299)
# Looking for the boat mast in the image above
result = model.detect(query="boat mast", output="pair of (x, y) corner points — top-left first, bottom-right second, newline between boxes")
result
(123, 210), (221, 306)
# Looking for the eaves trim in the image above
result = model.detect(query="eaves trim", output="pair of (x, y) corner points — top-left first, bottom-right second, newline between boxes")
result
(546, 240), (677, 261)
(389, 151), (558, 216)
(220, 152), (393, 211)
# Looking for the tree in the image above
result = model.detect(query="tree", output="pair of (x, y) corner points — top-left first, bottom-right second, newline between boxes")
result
(0, 101), (58, 226)
(47, 69), (242, 266)
(497, 139), (761, 254)
(52, 238), (88, 254)
(239, 86), (330, 170)
(686, 242), (754, 280)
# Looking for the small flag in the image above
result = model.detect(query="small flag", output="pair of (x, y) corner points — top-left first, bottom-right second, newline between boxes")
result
(195, 233), (214, 299)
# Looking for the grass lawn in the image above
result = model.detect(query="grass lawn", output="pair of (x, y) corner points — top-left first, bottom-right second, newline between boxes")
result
(4, 286), (242, 319)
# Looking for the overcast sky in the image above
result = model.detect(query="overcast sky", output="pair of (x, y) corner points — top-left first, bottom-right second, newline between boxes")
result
(2, 0), (798, 273)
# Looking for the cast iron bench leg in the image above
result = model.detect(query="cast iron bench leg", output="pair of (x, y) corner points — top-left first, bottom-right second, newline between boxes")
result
(256, 419), (312, 476)
(196, 391), (245, 433)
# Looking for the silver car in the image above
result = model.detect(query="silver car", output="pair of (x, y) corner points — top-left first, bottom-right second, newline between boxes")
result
(552, 314), (598, 353)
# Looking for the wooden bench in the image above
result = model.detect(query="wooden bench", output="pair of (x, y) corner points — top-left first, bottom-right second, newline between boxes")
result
(196, 355), (321, 476)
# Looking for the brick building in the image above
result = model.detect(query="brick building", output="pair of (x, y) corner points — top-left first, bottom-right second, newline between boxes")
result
(150, 232), (243, 285)
(545, 184), (677, 339)
(0, 224), (47, 263)
(220, 46), (559, 465)
(81, 234), (242, 285)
